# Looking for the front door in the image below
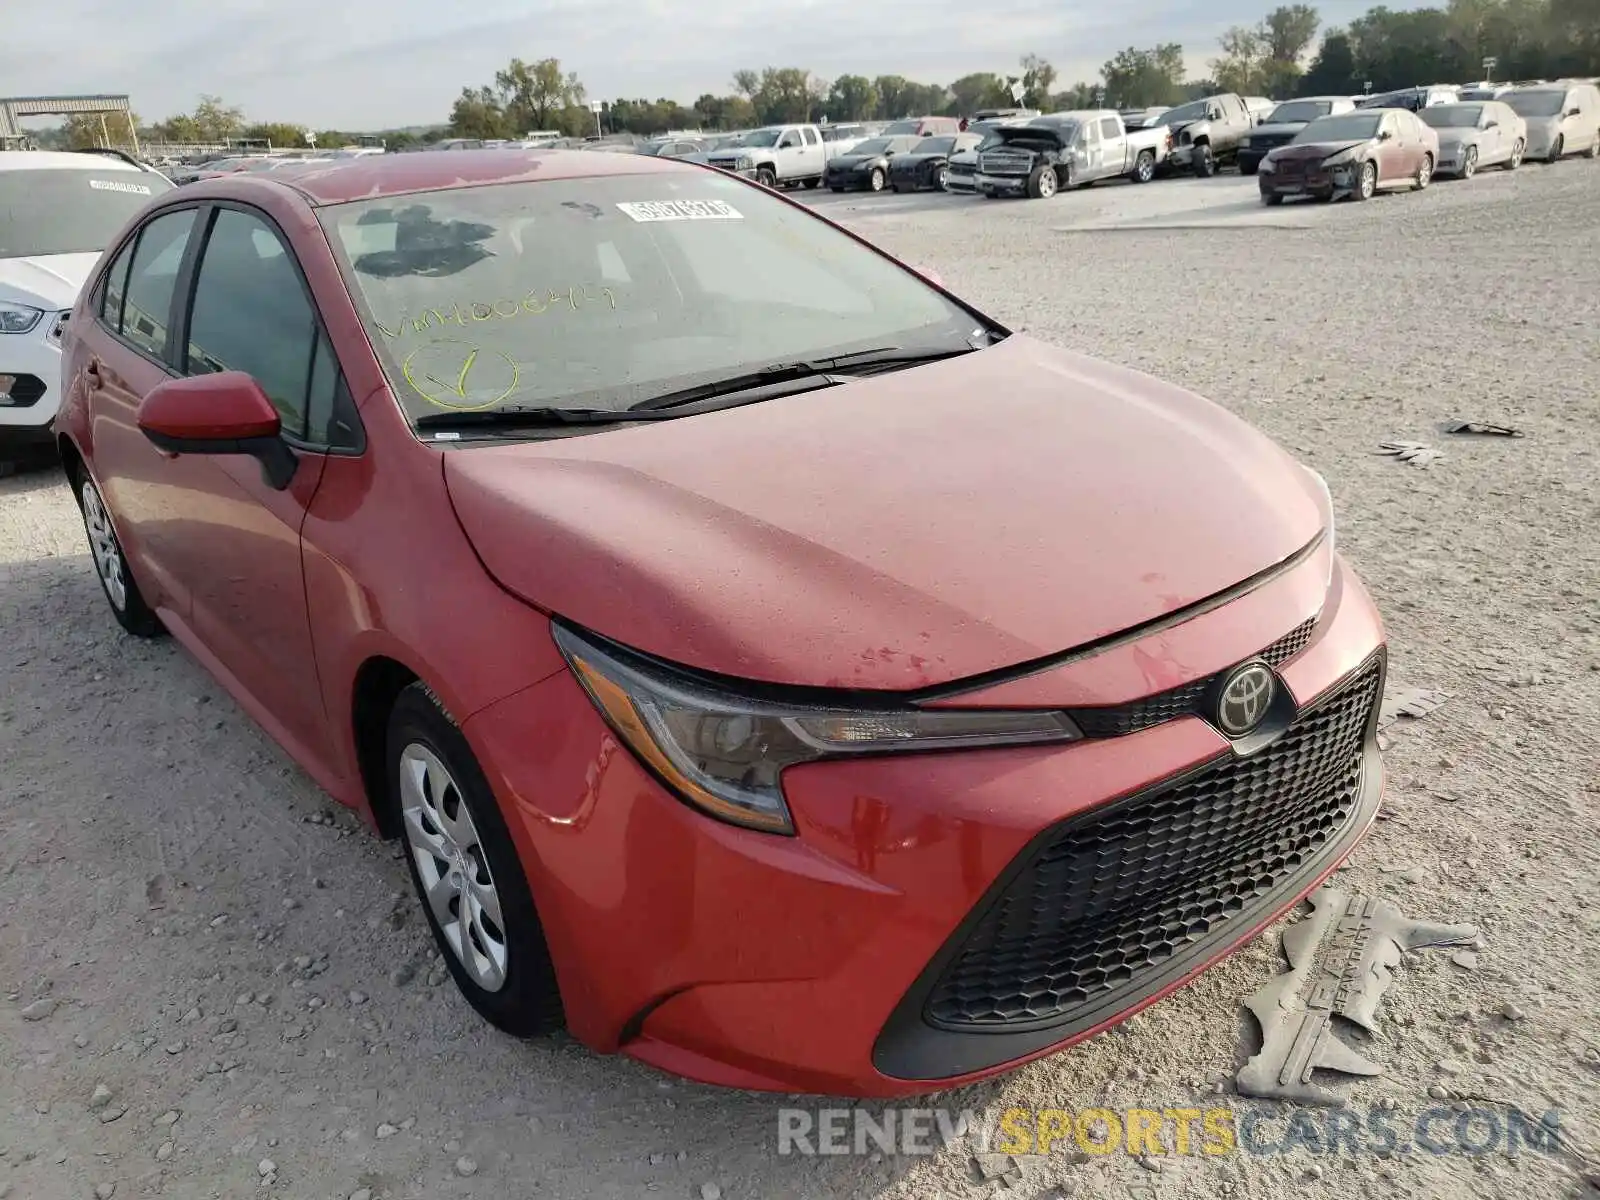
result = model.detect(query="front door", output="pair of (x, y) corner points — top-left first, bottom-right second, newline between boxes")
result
(1080, 120), (1104, 177)
(157, 204), (341, 770)
(1375, 112), (1409, 183)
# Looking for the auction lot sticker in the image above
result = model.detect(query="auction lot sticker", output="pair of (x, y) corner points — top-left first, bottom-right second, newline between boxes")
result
(616, 200), (743, 222)
(89, 179), (153, 195)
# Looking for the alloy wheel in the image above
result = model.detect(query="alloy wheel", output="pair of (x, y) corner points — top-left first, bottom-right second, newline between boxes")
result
(1509, 139), (1524, 168)
(1415, 154), (1433, 189)
(1462, 147), (1477, 178)
(81, 480), (126, 612)
(400, 743), (508, 992)
(1358, 161), (1377, 199)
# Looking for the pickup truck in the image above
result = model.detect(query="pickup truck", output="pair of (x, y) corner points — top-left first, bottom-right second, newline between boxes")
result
(974, 111), (1172, 199)
(1160, 92), (1258, 176)
(705, 124), (827, 189)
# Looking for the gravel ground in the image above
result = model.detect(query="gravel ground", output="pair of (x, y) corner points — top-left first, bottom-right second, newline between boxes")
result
(2, 162), (1598, 1200)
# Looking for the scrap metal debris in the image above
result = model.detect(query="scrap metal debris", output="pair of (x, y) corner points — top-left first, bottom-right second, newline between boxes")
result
(1443, 420), (1523, 437)
(1375, 440), (1446, 467)
(1236, 887), (1477, 1106)
(1377, 687), (1450, 733)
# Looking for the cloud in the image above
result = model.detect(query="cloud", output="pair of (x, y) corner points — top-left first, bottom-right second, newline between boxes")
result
(8, 0), (1416, 130)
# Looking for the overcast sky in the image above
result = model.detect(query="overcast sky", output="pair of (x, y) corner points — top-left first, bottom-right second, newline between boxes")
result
(11, 0), (1415, 131)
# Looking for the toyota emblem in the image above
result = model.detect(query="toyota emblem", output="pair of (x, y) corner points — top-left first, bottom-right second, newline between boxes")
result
(1216, 662), (1276, 736)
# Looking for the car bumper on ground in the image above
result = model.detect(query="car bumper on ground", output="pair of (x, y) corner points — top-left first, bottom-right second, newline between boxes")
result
(823, 170), (877, 191)
(974, 172), (1029, 196)
(463, 547), (1388, 1097)
(943, 170), (976, 193)
(1259, 165), (1344, 200)
(0, 327), (65, 453)
(1168, 144), (1194, 166)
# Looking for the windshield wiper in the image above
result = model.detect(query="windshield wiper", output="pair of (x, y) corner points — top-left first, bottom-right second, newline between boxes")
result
(627, 344), (985, 413)
(414, 406), (649, 430)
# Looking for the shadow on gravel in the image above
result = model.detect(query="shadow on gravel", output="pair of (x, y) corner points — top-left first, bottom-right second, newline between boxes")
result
(0, 453), (67, 498)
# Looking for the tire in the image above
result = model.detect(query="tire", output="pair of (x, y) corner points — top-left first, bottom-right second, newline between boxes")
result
(1238, 159), (1258, 176)
(868, 166), (886, 192)
(72, 464), (164, 638)
(1261, 191), (1284, 206)
(389, 684), (564, 1038)
(1505, 139), (1524, 170)
(934, 166), (948, 190)
(1546, 136), (1563, 164)
(755, 166), (777, 188)
(890, 181), (905, 193)
(1460, 146), (1478, 179)
(1026, 164), (1058, 198)
(1132, 150), (1156, 183)
(1192, 143), (1216, 178)
(829, 185), (844, 193)
(1413, 153), (1433, 190)
(1587, 132), (1599, 159)
(802, 177), (820, 189)
(1353, 160), (1377, 201)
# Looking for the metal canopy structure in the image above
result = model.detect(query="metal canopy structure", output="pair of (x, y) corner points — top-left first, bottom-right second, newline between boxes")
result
(0, 94), (139, 152)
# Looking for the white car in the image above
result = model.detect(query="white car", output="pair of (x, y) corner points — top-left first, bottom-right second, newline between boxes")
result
(0, 150), (172, 472)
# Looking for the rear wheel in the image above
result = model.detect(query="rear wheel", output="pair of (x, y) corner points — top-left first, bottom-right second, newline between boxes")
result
(1132, 150), (1156, 183)
(73, 465), (163, 638)
(1587, 132), (1599, 159)
(390, 684), (565, 1038)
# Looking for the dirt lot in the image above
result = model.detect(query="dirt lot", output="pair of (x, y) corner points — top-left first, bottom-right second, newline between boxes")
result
(3, 163), (1598, 1200)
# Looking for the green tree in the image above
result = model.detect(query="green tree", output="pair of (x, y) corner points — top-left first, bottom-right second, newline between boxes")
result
(61, 110), (142, 150)
(1101, 44), (1188, 107)
(948, 73), (1009, 115)
(242, 122), (307, 148)
(693, 94), (755, 129)
(1019, 55), (1057, 108)
(872, 74), (912, 117)
(192, 95), (245, 142)
(495, 57), (585, 132)
(449, 86), (509, 139)
(1300, 29), (1358, 92)
(826, 75), (879, 120)
(1211, 25), (1268, 92)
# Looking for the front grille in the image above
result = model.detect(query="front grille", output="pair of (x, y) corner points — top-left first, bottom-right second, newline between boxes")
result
(925, 658), (1381, 1030)
(1253, 133), (1293, 150)
(978, 151), (1033, 175)
(1070, 616), (1316, 738)
(1277, 158), (1307, 175)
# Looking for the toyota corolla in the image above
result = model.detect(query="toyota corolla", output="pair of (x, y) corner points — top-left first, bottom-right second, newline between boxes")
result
(56, 149), (1387, 1097)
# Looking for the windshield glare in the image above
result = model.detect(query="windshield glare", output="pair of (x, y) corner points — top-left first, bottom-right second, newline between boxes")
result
(1268, 101), (1332, 123)
(1295, 114), (1381, 142)
(920, 137), (957, 154)
(849, 138), (892, 156)
(0, 168), (171, 257)
(1506, 91), (1565, 117)
(1160, 101), (1209, 125)
(739, 129), (781, 147)
(1421, 105), (1483, 129)
(880, 121), (919, 135)
(320, 175), (979, 424)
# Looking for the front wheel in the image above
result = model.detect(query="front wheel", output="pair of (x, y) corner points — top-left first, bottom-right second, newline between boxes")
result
(801, 177), (820, 189)
(1413, 153), (1433, 190)
(1238, 159), (1258, 176)
(755, 166), (777, 188)
(1460, 146), (1478, 179)
(868, 166), (886, 192)
(934, 166), (948, 190)
(1586, 132), (1599, 159)
(1027, 164), (1058, 198)
(74, 467), (163, 638)
(1132, 150), (1155, 183)
(1546, 136), (1563, 164)
(390, 684), (565, 1037)
(1353, 160), (1377, 201)
(1260, 191), (1284, 206)
(1192, 143), (1215, 177)
(1505, 139), (1524, 169)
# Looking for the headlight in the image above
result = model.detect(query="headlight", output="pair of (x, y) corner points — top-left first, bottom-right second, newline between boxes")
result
(1259, 157), (1276, 173)
(0, 302), (44, 335)
(736, 155), (754, 171)
(554, 623), (1083, 835)
(1322, 149), (1359, 170)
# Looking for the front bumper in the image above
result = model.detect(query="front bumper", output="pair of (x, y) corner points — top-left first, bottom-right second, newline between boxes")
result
(975, 172), (1028, 196)
(1168, 144), (1193, 166)
(943, 169), (977, 193)
(1259, 164), (1348, 200)
(0, 320), (66, 448)
(823, 169), (877, 191)
(464, 551), (1386, 1097)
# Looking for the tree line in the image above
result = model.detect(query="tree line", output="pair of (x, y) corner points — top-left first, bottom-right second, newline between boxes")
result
(45, 0), (1600, 153)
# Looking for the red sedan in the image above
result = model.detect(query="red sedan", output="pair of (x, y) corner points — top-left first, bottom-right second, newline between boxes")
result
(55, 149), (1387, 1097)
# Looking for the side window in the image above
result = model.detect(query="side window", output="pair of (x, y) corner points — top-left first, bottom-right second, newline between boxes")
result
(1099, 117), (1120, 139)
(1083, 121), (1101, 145)
(97, 240), (136, 330)
(183, 208), (323, 442)
(777, 130), (799, 149)
(118, 210), (196, 360)
(801, 127), (819, 145)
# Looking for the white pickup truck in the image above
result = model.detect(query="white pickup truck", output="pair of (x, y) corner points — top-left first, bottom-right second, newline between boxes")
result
(975, 110), (1173, 199)
(705, 125), (829, 189)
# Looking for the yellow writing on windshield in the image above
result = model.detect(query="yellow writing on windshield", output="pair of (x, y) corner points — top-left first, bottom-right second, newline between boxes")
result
(374, 285), (617, 340)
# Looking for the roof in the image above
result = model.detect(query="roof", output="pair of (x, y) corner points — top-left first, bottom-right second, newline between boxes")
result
(0, 150), (144, 173)
(258, 146), (688, 206)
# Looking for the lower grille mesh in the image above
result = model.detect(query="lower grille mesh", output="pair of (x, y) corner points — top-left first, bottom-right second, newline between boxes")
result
(925, 660), (1382, 1029)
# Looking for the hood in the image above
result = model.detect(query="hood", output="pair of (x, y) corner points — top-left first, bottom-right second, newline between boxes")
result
(828, 153), (885, 168)
(1271, 139), (1370, 161)
(892, 150), (945, 165)
(443, 336), (1325, 691)
(1522, 115), (1560, 133)
(0, 251), (101, 310)
(1432, 126), (1479, 144)
(1248, 122), (1310, 138)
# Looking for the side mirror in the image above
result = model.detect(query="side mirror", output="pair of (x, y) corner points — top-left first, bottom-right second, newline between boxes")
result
(1378, 129), (1394, 140)
(1566, 107), (1581, 117)
(137, 372), (298, 490)
(1484, 119), (1498, 129)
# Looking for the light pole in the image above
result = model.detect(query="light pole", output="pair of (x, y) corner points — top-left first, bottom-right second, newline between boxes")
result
(590, 100), (603, 138)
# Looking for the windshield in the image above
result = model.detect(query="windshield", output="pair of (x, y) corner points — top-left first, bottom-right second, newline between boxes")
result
(1007, 123), (1074, 146)
(1505, 91), (1566, 117)
(739, 129), (782, 148)
(637, 142), (674, 156)
(1420, 105), (1484, 129)
(320, 174), (981, 425)
(1361, 91), (1418, 110)
(1294, 113), (1382, 143)
(919, 137), (957, 154)
(0, 168), (171, 257)
(1267, 100), (1333, 124)
(1160, 100), (1210, 125)
(848, 138), (893, 156)
(880, 121), (919, 135)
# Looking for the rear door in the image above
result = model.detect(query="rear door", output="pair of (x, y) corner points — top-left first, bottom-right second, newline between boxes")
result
(158, 203), (363, 770)
(797, 126), (825, 176)
(77, 204), (205, 614)
(1097, 116), (1127, 176)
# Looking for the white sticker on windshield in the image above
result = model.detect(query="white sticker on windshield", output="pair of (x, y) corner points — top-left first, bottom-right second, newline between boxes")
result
(89, 179), (152, 195)
(615, 200), (743, 222)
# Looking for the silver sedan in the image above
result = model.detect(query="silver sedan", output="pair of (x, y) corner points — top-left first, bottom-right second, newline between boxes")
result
(1418, 101), (1528, 177)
